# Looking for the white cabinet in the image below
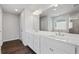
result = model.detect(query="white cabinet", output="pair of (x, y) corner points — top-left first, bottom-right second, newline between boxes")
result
(27, 33), (40, 53)
(40, 36), (75, 54)
(25, 32), (40, 53)
(33, 34), (40, 53)
(47, 39), (75, 54)
(25, 32), (76, 54)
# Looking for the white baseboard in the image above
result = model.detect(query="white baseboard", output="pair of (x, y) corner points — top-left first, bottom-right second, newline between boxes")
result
(3, 38), (20, 42)
(2, 38), (28, 47)
(22, 40), (28, 46)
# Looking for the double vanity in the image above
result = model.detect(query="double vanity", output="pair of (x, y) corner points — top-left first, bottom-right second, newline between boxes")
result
(22, 31), (79, 54)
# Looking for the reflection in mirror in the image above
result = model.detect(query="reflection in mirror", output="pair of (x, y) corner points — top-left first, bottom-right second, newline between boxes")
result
(53, 16), (67, 32)
(40, 16), (53, 31)
(54, 20), (67, 31)
(69, 19), (73, 33)
(40, 16), (49, 31)
(39, 4), (79, 34)
(69, 18), (79, 34)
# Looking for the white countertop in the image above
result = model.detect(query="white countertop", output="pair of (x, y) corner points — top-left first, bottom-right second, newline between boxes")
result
(26, 31), (79, 46)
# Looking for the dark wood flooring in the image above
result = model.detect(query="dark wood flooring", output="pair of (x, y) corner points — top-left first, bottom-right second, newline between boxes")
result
(1, 39), (36, 54)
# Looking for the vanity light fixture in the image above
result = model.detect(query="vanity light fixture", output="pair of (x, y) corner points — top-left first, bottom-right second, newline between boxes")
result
(33, 9), (42, 15)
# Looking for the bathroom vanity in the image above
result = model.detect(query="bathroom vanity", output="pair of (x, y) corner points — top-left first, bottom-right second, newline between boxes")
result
(24, 31), (79, 54)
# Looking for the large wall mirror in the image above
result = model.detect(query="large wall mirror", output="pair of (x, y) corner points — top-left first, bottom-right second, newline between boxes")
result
(39, 4), (79, 34)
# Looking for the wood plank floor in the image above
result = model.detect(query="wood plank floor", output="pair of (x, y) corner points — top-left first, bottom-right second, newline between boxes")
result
(1, 39), (36, 54)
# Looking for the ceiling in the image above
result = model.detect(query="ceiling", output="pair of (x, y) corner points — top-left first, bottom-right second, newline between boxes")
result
(0, 4), (79, 16)
(0, 4), (51, 15)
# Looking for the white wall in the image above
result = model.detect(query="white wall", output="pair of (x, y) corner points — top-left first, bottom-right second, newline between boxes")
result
(24, 9), (34, 32)
(33, 15), (39, 32)
(3, 12), (20, 42)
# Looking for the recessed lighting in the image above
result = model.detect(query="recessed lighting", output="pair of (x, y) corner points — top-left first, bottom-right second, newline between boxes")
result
(49, 4), (58, 8)
(14, 9), (18, 12)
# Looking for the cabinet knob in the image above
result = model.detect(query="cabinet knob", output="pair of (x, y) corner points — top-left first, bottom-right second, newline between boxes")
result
(49, 48), (53, 52)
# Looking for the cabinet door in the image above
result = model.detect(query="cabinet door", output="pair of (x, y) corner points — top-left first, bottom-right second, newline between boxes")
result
(33, 34), (40, 53)
(46, 38), (75, 54)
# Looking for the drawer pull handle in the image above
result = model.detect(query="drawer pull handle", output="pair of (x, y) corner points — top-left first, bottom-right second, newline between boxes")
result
(49, 48), (53, 52)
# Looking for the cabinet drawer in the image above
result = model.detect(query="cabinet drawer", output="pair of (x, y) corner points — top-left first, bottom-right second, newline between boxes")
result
(46, 38), (75, 54)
